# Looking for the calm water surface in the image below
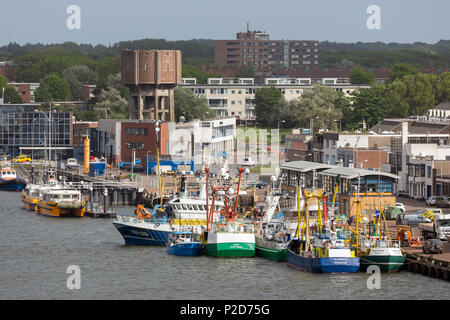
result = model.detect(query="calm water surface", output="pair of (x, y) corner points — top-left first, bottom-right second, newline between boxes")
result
(1, 191), (449, 300)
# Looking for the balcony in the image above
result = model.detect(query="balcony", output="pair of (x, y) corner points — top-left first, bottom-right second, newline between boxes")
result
(209, 104), (228, 109)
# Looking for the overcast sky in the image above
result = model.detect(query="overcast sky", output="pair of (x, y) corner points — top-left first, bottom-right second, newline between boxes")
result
(1, 0), (449, 46)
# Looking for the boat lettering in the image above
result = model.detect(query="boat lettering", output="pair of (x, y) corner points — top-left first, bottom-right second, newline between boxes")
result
(130, 230), (149, 237)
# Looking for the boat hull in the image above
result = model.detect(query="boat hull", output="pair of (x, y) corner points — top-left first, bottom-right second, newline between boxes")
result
(255, 245), (287, 261)
(287, 248), (360, 273)
(37, 201), (85, 217)
(22, 194), (39, 211)
(0, 179), (26, 191)
(206, 232), (255, 258)
(113, 221), (171, 246)
(167, 242), (203, 256)
(359, 248), (406, 273)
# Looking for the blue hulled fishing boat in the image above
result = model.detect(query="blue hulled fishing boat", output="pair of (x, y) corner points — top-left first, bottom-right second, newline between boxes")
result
(286, 185), (359, 274)
(166, 231), (203, 256)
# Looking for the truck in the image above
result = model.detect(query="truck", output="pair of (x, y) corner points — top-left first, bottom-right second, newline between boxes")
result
(419, 213), (450, 240)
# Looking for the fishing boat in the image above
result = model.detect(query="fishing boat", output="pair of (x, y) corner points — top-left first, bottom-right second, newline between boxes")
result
(286, 186), (359, 273)
(255, 220), (288, 261)
(0, 167), (26, 191)
(37, 188), (85, 217)
(356, 210), (405, 272)
(113, 204), (172, 245)
(202, 167), (256, 258)
(205, 219), (255, 258)
(358, 238), (405, 272)
(254, 195), (289, 261)
(166, 230), (203, 256)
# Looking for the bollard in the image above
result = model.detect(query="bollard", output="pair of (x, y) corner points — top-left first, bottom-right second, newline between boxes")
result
(103, 189), (108, 214)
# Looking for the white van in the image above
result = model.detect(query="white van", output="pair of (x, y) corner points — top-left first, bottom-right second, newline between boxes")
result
(243, 157), (254, 166)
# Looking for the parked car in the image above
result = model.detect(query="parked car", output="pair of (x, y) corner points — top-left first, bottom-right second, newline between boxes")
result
(436, 196), (450, 208)
(422, 239), (444, 254)
(12, 155), (31, 163)
(426, 196), (439, 206)
(394, 203), (405, 212)
(396, 213), (432, 226)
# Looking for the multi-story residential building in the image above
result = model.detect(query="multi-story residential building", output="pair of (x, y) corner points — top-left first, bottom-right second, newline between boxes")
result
(214, 30), (319, 69)
(427, 101), (450, 122)
(181, 78), (370, 120)
(8, 83), (40, 103)
(0, 104), (73, 158)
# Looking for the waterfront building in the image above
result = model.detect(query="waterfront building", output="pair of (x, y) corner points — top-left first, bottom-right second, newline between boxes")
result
(0, 103), (73, 158)
(279, 160), (398, 217)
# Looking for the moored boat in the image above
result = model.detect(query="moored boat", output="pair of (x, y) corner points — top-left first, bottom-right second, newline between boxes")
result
(205, 219), (255, 258)
(37, 188), (85, 217)
(358, 239), (405, 272)
(255, 220), (288, 261)
(113, 204), (171, 245)
(286, 186), (359, 273)
(0, 167), (26, 191)
(166, 230), (203, 256)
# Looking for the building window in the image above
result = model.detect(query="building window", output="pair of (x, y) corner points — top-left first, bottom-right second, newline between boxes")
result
(126, 128), (148, 135)
(127, 142), (144, 150)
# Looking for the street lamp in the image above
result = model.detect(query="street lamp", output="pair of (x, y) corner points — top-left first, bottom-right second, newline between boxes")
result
(277, 120), (286, 132)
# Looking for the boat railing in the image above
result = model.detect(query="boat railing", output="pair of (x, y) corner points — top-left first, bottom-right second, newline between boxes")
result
(360, 238), (402, 248)
(115, 214), (168, 224)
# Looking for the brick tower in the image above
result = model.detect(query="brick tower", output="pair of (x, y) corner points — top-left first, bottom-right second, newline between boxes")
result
(122, 50), (182, 121)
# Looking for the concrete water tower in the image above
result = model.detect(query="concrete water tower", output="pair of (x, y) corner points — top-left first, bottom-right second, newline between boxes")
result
(122, 49), (182, 121)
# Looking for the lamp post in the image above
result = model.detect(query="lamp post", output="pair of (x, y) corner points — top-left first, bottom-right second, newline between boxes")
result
(277, 120), (286, 132)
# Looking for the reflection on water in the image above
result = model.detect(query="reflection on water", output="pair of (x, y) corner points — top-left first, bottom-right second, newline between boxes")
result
(1, 191), (449, 300)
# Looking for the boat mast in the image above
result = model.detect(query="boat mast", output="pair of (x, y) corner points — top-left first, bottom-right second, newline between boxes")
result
(232, 168), (244, 218)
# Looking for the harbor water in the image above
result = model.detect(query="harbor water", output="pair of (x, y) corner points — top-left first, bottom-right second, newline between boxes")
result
(1, 191), (449, 300)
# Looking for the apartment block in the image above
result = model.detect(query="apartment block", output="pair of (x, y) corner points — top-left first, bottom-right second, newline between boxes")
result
(182, 78), (369, 120)
(214, 30), (318, 69)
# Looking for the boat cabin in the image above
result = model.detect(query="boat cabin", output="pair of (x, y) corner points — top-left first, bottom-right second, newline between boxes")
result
(1, 168), (17, 180)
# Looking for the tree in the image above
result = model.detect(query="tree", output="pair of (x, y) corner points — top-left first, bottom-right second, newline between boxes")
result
(388, 63), (419, 82)
(254, 87), (283, 127)
(349, 67), (375, 84)
(62, 65), (99, 100)
(34, 73), (72, 102)
(350, 85), (388, 130)
(94, 88), (128, 119)
(401, 73), (437, 115)
(384, 80), (409, 118)
(292, 85), (343, 131)
(3, 86), (23, 104)
(174, 87), (215, 121)
(436, 72), (450, 103)
(0, 74), (7, 90)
